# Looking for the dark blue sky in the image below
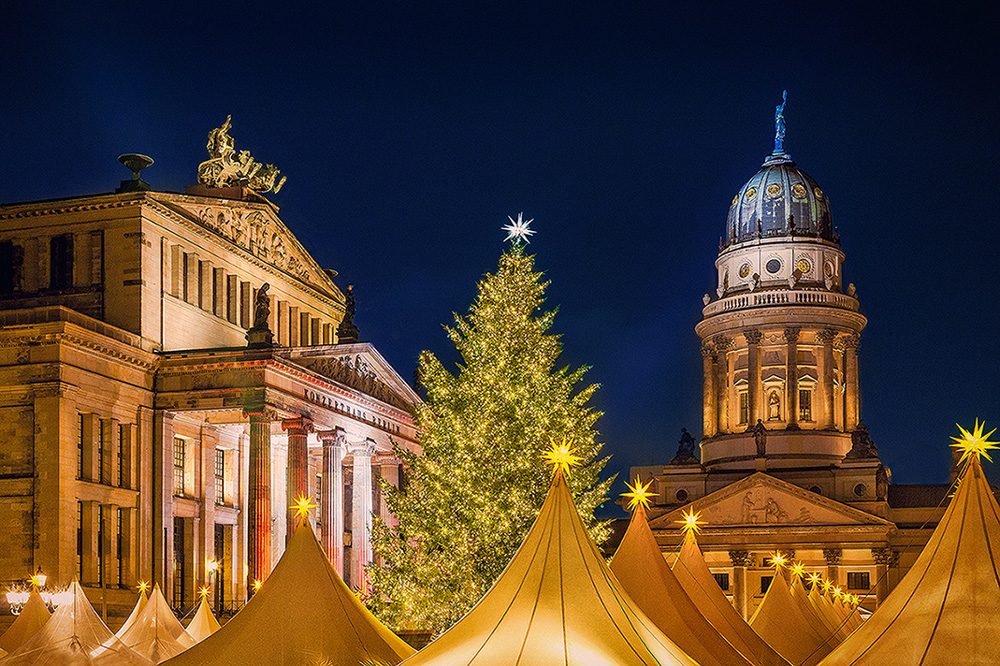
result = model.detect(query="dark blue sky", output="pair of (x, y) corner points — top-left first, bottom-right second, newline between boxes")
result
(4, 2), (999, 512)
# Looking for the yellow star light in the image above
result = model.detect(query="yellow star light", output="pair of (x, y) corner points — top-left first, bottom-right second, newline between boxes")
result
(252, 579), (263, 592)
(198, 586), (211, 600)
(790, 562), (806, 579)
(622, 477), (656, 512)
(29, 573), (45, 589)
(292, 495), (319, 519)
(832, 586), (843, 599)
(768, 552), (787, 569)
(950, 419), (999, 464)
(676, 509), (707, 535)
(821, 579), (833, 593)
(808, 573), (821, 587)
(543, 440), (581, 476)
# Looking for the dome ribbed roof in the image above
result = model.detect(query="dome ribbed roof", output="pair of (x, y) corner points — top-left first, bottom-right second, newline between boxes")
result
(724, 152), (834, 248)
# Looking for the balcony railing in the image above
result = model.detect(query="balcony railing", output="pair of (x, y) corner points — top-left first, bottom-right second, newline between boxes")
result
(703, 289), (859, 317)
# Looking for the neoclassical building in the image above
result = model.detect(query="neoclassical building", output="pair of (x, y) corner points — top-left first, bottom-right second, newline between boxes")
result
(0, 121), (419, 624)
(633, 118), (947, 619)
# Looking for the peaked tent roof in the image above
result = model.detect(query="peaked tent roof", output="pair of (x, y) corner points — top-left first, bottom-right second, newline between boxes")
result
(0, 589), (51, 653)
(115, 590), (149, 639)
(807, 586), (851, 643)
(672, 530), (791, 666)
(0, 581), (152, 666)
(398, 469), (700, 666)
(749, 572), (837, 666)
(788, 579), (846, 648)
(611, 504), (765, 666)
(819, 456), (1000, 664)
(161, 520), (414, 666)
(184, 598), (221, 643)
(117, 586), (195, 663)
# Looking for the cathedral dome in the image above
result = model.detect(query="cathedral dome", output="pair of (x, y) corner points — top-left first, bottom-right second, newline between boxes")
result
(723, 151), (834, 248)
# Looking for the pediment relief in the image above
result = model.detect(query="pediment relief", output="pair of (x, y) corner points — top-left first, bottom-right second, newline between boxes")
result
(283, 343), (420, 412)
(650, 473), (892, 530)
(153, 195), (339, 297)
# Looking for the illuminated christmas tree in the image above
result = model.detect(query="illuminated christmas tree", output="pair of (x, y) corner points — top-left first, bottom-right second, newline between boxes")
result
(367, 219), (612, 632)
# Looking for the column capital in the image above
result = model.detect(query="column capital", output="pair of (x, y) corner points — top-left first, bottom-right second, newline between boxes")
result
(729, 550), (752, 567)
(701, 344), (717, 360)
(281, 417), (314, 436)
(349, 440), (376, 457)
(316, 427), (346, 444)
(783, 326), (801, 343)
(823, 547), (843, 565)
(843, 334), (861, 350)
(871, 546), (897, 566)
(744, 329), (763, 345)
(712, 335), (732, 351)
(817, 328), (838, 345)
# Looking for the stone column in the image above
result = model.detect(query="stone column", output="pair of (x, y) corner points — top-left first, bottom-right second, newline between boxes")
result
(701, 344), (717, 438)
(153, 411), (175, 593)
(817, 329), (837, 429)
(282, 417), (313, 543)
(824, 548), (843, 589)
(351, 440), (376, 594)
(715, 336), (731, 434)
(844, 335), (861, 431)
(244, 404), (274, 592)
(744, 329), (763, 426)
(729, 550), (751, 620)
(871, 547), (895, 607)
(318, 428), (346, 576)
(784, 327), (800, 429)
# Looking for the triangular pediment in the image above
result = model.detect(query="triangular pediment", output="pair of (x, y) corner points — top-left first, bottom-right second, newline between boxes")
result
(649, 473), (893, 530)
(281, 343), (421, 411)
(149, 193), (341, 299)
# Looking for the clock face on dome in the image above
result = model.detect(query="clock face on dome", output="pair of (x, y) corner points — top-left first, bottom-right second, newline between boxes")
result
(739, 262), (751, 278)
(765, 258), (782, 274)
(796, 258), (811, 274)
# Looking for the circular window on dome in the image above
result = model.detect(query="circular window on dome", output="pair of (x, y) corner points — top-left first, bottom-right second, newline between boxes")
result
(796, 258), (811, 274)
(676, 489), (688, 502)
(766, 183), (782, 197)
(765, 258), (782, 274)
(814, 187), (824, 200)
(738, 262), (751, 278)
(731, 195), (738, 207)
(744, 187), (757, 201)
(792, 183), (807, 198)
(824, 261), (834, 278)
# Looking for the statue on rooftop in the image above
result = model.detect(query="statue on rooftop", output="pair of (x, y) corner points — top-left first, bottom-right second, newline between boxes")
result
(198, 115), (287, 194)
(774, 90), (788, 152)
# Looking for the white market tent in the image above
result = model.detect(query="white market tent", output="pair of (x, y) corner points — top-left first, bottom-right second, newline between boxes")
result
(162, 520), (414, 666)
(115, 590), (148, 639)
(116, 586), (195, 663)
(397, 468), (700, 666)
(749, 571), (837, 666)
(819, 453), (1000, 665)
(0, 588), (51, 653)
(184, 598), (220, 643)
(0, 581), (151, 666)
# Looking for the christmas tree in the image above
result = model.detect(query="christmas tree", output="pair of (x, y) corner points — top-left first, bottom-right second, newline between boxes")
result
(367, 219), (612, 632)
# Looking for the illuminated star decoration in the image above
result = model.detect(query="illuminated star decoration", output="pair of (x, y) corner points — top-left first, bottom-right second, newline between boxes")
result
(790, 562), (806, 579)
(501, 212), (536, 245)
(252, 579), (263, 592)
(28, 573), (45, 589)
(137, 580), (150, 595)
(768, 551), (787, 569)
(808, 572), (821, 587)
(676, 509), (707, 535)
(198, 586), (211, 600)
(292, 495), (319, 519)
(821, 579), (833, 594)
(543, 440), (582, 476)
(950, 419), (999, 464)
(622, 477), (656, 512)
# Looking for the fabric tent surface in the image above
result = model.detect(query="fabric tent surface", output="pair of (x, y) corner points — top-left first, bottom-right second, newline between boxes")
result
(819, 455), (1000, 665)
(184, 598), (220, 643)
(161, 521), (414, 666)
(0, 581), (151, 666)
(671, 530), (790, 666)
(611, 504), (768, 666)
(749, 572), (837, 666)
(115, 590), (148, 639)
(0, 589), (51, 653)
(807, 586), (852, 643)
(788, 578), (845, 648)
(398, 469), (699, 666)
(117, 585), (195, 663)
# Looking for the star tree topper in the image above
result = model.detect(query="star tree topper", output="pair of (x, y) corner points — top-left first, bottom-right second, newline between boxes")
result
(622, 477), (655, 512)
(950, 419), (999, 464)
(502, 212), (536, 245)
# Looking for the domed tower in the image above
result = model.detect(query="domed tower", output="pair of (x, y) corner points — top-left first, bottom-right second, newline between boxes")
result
(695, 99), (866, 472)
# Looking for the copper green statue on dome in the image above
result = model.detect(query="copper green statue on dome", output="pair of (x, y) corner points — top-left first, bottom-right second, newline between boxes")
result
(774, 90), (788, 152)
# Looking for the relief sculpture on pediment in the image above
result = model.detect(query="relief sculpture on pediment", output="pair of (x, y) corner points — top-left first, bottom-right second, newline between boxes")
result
(300, 354), (409, 410)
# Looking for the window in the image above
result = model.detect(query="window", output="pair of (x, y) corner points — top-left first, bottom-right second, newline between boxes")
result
(182, 254), (190, 302)
(117, 508), (125, 588)
(713, 573), (730, 591)
(847, 572), (870, 590)
(739, 391), (750, 425)
(98, 422), (107, 485)
(760, 576), (773, 593)
(0, 240), (23, 293)
(173, 438), (186, 497)
(97, 505), (105, 586)
(173, 517), (185, 605)
(50, 234), (74, 289)
(77, 414), (84, 480)
(214, 449), (225, 505)
(77, 501), (83, 581)
(117, 424), (125, 487)
(799, 388), (812, 421)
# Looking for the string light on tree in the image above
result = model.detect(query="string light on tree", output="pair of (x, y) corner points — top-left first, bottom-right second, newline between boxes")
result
(622, 477), (655, 512)
(501, 212), (536, 245)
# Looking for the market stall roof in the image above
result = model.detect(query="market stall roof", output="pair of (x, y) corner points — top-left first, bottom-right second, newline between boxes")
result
(117, 586), (195, 663)
(0, 589), (51, 653)
(184, 598), (220, 643)
(749, 571), (837, 666)
(115, 590), (148, 639)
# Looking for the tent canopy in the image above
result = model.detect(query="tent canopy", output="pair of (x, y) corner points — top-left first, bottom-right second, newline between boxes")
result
(115, 590), (148, 639)
(0, 588), (51, 653)
(162, 520), (413, 666)
(749, 571), (837, 666)
(398, 469), (700, 666)
(184, 598), (220, 643)
(117, 585), (195, 663)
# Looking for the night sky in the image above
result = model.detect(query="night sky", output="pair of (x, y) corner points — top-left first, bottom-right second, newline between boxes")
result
(4, 3), (999, 515)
